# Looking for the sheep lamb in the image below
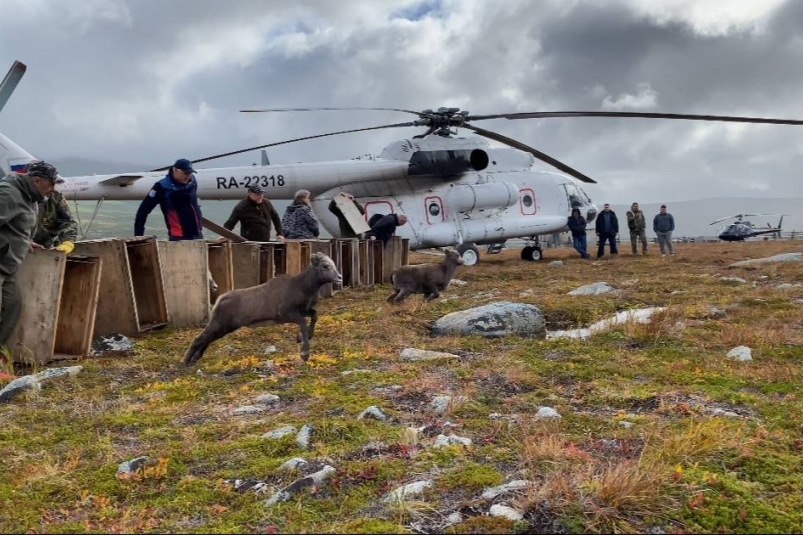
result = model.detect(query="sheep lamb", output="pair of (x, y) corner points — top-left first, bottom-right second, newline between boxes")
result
(184, 252), (342, 366)
(387, 248), (464, 303)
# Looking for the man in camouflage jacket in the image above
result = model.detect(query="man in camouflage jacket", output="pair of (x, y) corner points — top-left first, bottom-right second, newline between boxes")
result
(33, 190), (78, 253)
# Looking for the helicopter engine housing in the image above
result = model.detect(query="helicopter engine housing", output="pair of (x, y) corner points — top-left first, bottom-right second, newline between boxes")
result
(445, 182), (519, 213)
(408, 148), (489, 176)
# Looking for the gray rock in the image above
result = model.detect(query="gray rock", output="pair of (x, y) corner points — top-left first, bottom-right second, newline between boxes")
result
(91, 334), (132, 354)
(278, 457), (308, 471)
(450, 279), (468, 286)
(264, 465), (336, 507)
(117, 456), (152, 476)
(431, 301), (546, 338)
(535, 407), (560, 419)
(721, 277), (747, 284)
(254, 394), (280, 406)
(489, 504), (524, 521)
(568, 282), (616, 295)
(481, 480), (530, 500)
(730, 253), (803, 267)
(619, 421), (634, 429)
(400, 348), (460, 361)
(446, 512), (463, 525)
(296, 424), (313, 450)
(712, 408), (740, 418)
(430, 395), (468, 414)
(0, 365), (83, 404)
(433, 434), (472, 448)
(726, 346), (752, 362)
(776, 283), (801, 290)
(358, 405), (388, 421)
(263, 345), (278, 354)
(383, 480), (433, 502)
(548, 260), (564, 266)
(341, 368), (374, 375)
(261, 425), (297, 440)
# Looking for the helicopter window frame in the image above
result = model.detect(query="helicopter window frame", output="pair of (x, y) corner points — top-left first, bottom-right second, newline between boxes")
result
(424, 195), (444, 225)
(519, 188), (537, 216)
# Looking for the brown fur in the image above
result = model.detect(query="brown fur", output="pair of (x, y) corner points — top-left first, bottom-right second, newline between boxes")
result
(387, 249), (464, 303)
(184, 252), (342, 366)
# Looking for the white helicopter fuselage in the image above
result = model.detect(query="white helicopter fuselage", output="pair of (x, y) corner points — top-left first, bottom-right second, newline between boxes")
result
(1, 131), (597, 251)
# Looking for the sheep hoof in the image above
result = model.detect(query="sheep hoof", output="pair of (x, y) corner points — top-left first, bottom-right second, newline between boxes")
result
(300, 352), (309, 362)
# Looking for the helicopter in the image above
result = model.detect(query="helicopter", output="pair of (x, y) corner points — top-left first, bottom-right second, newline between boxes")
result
(4, 59), (803, 265)
(709, 213), (786, 242)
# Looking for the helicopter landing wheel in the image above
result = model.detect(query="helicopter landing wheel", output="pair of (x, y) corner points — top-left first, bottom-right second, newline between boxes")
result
(457, 243), (479, 266)
(521, 246), (543, 261)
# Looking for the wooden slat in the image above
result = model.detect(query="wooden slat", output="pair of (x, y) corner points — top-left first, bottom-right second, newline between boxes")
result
(259, 243), (277, 284)
(284, 241), (304, 275)
(124, 237), (168, 331)
(401, 238), (410, 266)
(201, 217), (246, 242)
(159, 240), (210, 327)
(73, 239), (140, 337)
(231, 242), (262, 289)
(7, 250), (66, 365)
(53, 255), (102, 359)
(372, 240), (385, 284)
(358, 240), (371, 287)
(340, 239), (360, 287)
(207, 240), (234, 300)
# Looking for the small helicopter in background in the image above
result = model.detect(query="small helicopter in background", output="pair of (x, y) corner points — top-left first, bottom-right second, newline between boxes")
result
(709, 213), (786, 242)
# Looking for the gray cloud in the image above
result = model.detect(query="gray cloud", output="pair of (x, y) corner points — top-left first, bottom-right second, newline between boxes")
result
(1, 0), (802, 204)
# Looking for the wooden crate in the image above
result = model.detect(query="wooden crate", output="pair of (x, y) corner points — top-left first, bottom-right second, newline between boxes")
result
(259, 243), (279, 284)
(339, 239), (360, 287)
(283, 241), (305, 275)
(358, 240), (372, 287)
(73, 239), (139, 337)
(372, 240), (385, 284)
(401, 238), (410, 267)
(206, 239), (234, 300)
(124, 237), (168, 331)
(231, 242), (262, 289)
(8, 250), (102, 365)
(159, 240), (210, 327)
(383, 236), (405, 282)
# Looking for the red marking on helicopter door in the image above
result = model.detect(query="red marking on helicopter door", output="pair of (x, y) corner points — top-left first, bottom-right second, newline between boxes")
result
(424, 196), (444, 225)
(519, 188), (537, 215)
(364, 200), (394, 225)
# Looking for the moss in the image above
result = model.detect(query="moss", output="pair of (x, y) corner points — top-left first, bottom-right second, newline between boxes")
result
(436, 462), (504, 491)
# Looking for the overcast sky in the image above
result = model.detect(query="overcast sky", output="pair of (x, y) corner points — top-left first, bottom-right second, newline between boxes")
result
(1, 0), (802, 205)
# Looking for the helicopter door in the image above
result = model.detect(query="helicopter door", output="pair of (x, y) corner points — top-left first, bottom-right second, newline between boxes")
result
(519, 188), (537, 216)
(425, 196), (444, 225)
(364, 200), (394, 226)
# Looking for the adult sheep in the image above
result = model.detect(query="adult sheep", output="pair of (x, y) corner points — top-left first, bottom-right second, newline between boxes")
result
(184, 252), (342, 366)
(387, 248), (464, 303)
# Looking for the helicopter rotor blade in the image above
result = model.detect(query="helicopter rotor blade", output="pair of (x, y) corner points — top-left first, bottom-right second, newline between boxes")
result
(467, 110), (803, 126)
(462, 124), (597, 184)
(150, 121), (418, 172)
(0, 60), (27, 115)
(240, 106), (426, 117)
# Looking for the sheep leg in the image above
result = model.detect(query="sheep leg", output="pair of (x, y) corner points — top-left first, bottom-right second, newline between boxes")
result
(295, 308), (317, 342)
(392, 288), (412, 304)
(386, 289), (400, 303)
(284, 310), (311, 361)
(183, 322), (238, 366)
(424, 286), (440, 301)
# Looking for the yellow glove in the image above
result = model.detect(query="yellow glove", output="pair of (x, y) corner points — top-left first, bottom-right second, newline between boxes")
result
(54, 241), (75, 254)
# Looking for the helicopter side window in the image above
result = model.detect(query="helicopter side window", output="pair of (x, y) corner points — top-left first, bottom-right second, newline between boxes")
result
(522, 195), (533, 208)
(428, 202), (441, 217)
(519, 188), (537, 215)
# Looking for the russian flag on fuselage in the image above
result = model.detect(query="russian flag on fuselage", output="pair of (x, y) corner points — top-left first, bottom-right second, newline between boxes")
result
(10, 163), (26, 173)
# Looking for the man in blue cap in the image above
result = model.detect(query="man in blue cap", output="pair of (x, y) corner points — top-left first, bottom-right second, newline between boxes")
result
(135, 158), (204, 240)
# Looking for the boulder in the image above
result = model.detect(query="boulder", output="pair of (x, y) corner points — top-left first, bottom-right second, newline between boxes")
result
(430, 301), (545, 338)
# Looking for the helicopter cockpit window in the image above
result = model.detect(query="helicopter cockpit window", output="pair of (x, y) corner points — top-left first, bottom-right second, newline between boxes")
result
(428, 202), (441, 217)
(564, 184), (585, 208)
(522, 194), (533, 208)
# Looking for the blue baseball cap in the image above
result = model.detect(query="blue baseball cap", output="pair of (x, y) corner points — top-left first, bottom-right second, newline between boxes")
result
(173, 158), (195, 174)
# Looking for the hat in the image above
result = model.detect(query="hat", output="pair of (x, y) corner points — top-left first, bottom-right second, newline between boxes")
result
(247, 185), (264, 195)
(571, 207), (581, 213)
(173, 158), (195, 174)
(26, 160), (59, 182)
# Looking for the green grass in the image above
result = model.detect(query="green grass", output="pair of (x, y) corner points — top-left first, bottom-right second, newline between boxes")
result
(2, 241), (803, 533)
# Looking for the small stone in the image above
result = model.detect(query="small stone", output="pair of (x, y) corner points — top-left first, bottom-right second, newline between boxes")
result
(726, 346), (752, 362)
(446, 512), (463, 525)
(383, 480), (433, 502)
(535, 406), (560, 419)
(619, 421), (634, 429)
(548, 260), (563, 266)
(433, 434), (472, 448)
(278, 457), (308, 471)
(296, 424), (313, 450)
(489, 504), (524, 521)
(400, 348), (460, 362)
(117, 456), (151, 476)
(358, 406), (388, 421)
(261, 425), (297, 440)
(254, 394), (280, 406)
(264, 345), (278, 354)
(481, 480), (530, 500)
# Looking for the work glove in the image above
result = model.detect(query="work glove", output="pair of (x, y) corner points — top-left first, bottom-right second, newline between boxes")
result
(54, 241), (75, 254)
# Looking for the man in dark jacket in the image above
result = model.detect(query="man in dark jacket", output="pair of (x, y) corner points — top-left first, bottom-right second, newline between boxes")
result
(134, 158), (203, 240)
(0, 160), (59, 345)
(328, 192), (365, 239)
(594, 203), (619, 259)
(567, 207), (590, 259)
(223, 185), (283, 242)
(33, 190), (79, 253)
(653, 204), (676, 256)
(365, 213), (408, 247)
